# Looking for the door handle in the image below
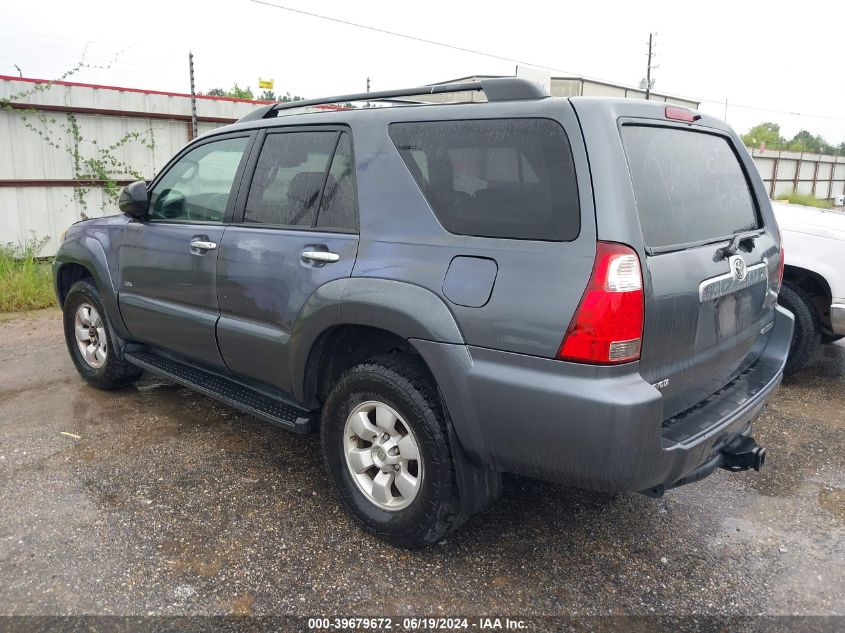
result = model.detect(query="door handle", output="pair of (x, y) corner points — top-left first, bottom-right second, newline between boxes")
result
(302, 250), (339, 263)
(190, 240), (217, 250)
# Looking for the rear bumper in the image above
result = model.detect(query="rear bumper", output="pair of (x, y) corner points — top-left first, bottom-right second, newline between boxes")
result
(412, 306), (794, 494)
(831, 302), (845, 336)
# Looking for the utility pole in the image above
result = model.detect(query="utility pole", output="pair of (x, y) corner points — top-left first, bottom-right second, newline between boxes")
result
(188, 51), (198, 140)
(645, 33), (655, 100)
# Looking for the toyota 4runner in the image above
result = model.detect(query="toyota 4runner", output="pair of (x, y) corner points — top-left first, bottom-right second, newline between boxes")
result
(54, 78), (793, 547)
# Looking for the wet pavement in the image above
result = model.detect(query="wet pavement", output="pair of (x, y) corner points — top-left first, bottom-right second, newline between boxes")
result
(0, 309), (842, 617)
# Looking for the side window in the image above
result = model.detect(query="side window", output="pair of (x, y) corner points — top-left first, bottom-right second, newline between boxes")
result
(389, 119), (579, 241)
(316, 132), (357, 231)
(149, 136), (249, 223)
(243, 131), (337, 226)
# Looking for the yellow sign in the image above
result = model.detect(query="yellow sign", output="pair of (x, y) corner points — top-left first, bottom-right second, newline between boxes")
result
(258, 78), (274, 90)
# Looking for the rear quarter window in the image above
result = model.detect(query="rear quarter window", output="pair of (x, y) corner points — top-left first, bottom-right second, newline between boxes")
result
(621, 125), (760, 249)
(389, 118), (580, 241)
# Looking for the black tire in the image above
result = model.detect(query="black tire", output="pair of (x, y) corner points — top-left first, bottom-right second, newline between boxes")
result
(63, 279), (142, 390)
(320, 353), (464, 548)
(778, 282), (821, 377)
(822, 333), (843, 344)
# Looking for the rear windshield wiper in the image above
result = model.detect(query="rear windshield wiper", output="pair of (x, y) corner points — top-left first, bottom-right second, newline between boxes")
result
(717, 231), (760, 259)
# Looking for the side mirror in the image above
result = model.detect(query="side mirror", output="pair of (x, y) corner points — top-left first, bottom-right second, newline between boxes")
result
(119, 180), (149, 219)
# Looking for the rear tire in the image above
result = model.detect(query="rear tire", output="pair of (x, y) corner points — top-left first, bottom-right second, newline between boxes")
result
(778, 282), (821, 376)
(63, 279), (142, 390)
(320, 353), (465, 548)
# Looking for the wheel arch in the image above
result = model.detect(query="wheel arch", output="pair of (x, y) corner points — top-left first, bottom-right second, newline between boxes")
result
(54, 236), (129, 340)
(289, 277), (465, 406)
(783, 264), (834, 333)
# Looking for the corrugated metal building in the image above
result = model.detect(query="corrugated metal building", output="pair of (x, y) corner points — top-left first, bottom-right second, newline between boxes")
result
(0, 75), (270, 255)
(422, 74), (701, 108)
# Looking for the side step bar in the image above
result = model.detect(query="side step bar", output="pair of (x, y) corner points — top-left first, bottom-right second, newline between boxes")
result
(124, 350), (317, 434)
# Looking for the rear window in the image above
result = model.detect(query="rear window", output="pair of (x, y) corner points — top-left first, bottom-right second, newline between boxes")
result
(389, 119), (579, 241)
(621, 126), (759, 249)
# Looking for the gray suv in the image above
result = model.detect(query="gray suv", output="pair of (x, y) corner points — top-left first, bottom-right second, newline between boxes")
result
(54, 78), (793, 547)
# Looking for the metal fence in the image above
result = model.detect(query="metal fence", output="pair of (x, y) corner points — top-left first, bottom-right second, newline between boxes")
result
(748, 147), (845, 201)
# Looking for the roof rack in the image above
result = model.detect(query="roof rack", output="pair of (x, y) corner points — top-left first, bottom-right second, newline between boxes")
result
(236, 77), (549, 123)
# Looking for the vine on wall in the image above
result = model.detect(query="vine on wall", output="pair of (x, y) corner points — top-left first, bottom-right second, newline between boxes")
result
(0, 56), (157, 213)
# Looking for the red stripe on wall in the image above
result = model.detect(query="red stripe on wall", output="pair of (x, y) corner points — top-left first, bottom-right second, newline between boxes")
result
(0, 179), (135, 188)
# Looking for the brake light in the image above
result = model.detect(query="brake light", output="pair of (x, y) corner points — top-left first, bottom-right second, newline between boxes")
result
(558, 242), (644, 364)
(665, 106), (699, 123)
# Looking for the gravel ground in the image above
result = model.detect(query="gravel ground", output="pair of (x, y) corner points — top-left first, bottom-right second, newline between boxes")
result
(0, 309), (842, 620)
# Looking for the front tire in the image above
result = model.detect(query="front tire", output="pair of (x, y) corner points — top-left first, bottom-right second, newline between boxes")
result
(63, 279), (142, 390)
(778, 282), (821, 376)
(320, 354), (464, 548)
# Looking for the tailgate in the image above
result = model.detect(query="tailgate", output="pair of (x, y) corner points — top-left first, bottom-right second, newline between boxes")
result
(621, 124), (779, 419)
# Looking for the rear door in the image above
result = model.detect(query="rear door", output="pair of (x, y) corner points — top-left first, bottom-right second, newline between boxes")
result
(619, 123), (778, 419)
(216, 127), (359, 393)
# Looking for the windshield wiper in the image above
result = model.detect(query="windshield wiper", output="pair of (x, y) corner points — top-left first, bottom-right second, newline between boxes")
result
(717, 231), (759, 259)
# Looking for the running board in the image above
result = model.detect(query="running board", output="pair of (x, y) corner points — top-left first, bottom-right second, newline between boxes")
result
(124, 350), (317, 434)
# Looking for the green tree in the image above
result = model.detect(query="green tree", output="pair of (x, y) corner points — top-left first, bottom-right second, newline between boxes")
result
(787, 130), (834, 154)
(204, 85), (304, 103)
(741, 122), (784, 149)
(226, 83), (254, 100)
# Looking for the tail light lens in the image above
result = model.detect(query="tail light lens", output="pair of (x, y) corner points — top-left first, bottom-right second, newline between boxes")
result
(557, 242), (644, 364)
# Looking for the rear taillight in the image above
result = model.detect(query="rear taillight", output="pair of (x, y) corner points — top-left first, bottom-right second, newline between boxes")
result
(557, 242), (644, 364)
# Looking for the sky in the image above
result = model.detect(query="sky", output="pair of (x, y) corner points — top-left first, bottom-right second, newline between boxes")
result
(3, 0), (844, 144)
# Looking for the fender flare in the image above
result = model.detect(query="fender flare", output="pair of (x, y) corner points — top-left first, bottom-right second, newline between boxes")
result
(288, 277), (465, 402)
(54, 236), (130, 340)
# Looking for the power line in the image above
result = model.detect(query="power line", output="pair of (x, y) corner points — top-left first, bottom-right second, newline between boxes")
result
(245, 0), (580, 75)
(697, 97), (845, 121)
(245, 0), (845, 124)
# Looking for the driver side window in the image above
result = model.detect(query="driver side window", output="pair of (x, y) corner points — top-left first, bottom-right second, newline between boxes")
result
(149, 136), (249, 223)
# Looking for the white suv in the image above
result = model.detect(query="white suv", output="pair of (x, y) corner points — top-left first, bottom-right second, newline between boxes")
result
(773, 200), (845, 374)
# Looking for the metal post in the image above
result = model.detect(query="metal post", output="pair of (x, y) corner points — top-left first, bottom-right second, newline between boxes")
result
(770, 152), (779, 199)
(645, 33), (653, 101)
(188, 52), (198, 140)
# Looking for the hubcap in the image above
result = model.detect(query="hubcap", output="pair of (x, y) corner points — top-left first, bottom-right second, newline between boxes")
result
(342, 401), (422, 511)
(74, 303), (107, 369)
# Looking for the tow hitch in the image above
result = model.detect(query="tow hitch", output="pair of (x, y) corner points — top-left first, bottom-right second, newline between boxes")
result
(720, 435), (766, 472)
(640, 434), (767, 497)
